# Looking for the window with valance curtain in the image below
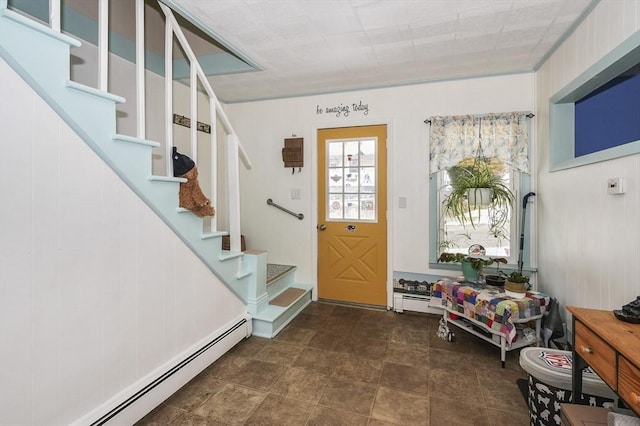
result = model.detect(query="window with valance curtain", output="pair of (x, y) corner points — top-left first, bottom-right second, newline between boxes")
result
(429, 112), (531, 175)
(428, 111), (532, 260)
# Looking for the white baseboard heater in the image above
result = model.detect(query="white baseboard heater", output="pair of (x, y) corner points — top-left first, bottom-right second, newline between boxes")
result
(72, 314), (252, 426)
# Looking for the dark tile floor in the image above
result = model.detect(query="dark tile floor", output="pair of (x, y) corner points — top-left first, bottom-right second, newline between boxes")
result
(137, 302), (530, 425)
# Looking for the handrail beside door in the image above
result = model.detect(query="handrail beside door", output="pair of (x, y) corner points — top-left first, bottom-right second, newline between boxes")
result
(267, 198), (304, 220)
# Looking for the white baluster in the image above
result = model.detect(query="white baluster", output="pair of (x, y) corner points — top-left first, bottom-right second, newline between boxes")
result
(98, 0), (108, 91)
(135, 0), (145, 139)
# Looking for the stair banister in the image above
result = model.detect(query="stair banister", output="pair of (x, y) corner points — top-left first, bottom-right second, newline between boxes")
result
(158, 2), (249, 250)
(5, 0), (249, 252)
(157, 2), (252, 170)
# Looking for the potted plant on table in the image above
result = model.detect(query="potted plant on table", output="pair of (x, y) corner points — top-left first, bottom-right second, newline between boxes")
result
(504, 271), (530, 298)
(484, 257), (508, 286)
(437, 252), (507, 283)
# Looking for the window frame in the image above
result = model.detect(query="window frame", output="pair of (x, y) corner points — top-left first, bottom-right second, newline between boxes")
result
(428, 121), (535, 273)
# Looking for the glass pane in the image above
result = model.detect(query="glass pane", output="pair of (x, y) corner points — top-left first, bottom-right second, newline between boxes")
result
(344, 194), (359, 219)
(328, 142), (343, 167)
(328, 194), (343, 219)
(360, 167), (375, 192)
(328, 168), (343, 192)
(344, 170), (358, 193)
(360, 195), (375, 220)
(345, 141), (359, 167)
(360, 139), (376, 166)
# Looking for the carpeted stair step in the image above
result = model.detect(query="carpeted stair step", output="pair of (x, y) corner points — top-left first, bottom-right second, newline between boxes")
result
(266, 263), (296, 297)
(252, 283), (313, 338)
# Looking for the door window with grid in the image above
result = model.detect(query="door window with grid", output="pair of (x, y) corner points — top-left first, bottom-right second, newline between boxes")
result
(326, 138), (377, 221)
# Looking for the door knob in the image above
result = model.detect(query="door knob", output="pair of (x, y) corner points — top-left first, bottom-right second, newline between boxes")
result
(317, 224), (327, 231)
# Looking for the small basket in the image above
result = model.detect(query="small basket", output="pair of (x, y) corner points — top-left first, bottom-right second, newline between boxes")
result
(221, 235), (246, 251)
(505, 280), (527, 298)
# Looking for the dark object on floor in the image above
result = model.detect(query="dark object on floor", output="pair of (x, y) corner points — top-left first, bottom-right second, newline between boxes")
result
(614, 296), (640, 323)
(543, 298), (565, 348)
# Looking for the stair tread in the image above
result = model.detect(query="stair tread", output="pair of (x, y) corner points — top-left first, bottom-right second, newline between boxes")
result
(269, 287), (306, 307)
(252, 285), (312, 320)
(266, 264), (296, 285)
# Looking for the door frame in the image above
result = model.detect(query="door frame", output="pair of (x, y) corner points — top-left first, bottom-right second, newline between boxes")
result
(310, 118), (394, 308)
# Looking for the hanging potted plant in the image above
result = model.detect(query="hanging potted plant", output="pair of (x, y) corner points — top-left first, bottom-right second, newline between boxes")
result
(442, 156), (515, 233)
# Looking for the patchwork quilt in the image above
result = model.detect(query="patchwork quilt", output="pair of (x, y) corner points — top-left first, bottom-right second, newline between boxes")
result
(430, 278), (550, 343)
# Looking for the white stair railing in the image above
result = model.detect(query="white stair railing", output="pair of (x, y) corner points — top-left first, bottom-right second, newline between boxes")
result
(158, 1), (251, 252)
(12, 0), (251, 255)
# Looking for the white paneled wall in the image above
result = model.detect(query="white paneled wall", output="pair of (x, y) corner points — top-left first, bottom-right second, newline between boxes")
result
(226, 73), (534, 290)
(0, 58), (245, 425)
(536, 0), (640, 313)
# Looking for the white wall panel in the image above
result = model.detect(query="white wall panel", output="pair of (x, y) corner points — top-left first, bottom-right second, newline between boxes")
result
(536, 0), (640, 316)
(0, 62), (36, 424)
(0, 57), (246, 425)
(226, 73), (534, 285)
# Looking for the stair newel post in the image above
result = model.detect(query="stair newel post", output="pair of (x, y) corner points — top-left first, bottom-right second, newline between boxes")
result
(164, 14), (174, 176)
(97, 0), (109, 92)
(227, 133), (241, 250)
(135, 0), (145, 139)
(244, 251), (269, 316)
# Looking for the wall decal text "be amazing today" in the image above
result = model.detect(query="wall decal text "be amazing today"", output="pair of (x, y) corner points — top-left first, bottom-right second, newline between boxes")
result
(316, 101), (369, 117)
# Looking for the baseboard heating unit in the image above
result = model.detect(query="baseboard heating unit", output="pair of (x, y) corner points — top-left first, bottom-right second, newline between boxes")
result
(71, 314), (252, 426)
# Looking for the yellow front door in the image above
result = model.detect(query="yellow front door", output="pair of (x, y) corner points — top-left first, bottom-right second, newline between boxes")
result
(317, 125), (387, 306)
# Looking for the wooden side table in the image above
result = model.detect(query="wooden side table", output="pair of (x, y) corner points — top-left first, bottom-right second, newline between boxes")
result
(567, 306), (640, 416)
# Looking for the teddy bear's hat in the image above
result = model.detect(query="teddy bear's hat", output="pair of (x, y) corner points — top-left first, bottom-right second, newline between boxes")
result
(172, 147), (195, 177)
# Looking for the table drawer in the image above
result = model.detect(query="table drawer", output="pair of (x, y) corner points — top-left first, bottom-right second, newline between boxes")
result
(618, 356), (640, 416)
(574, 321), (617, 389)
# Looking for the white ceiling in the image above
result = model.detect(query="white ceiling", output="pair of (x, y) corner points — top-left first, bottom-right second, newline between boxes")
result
(168, 0), (597, 103)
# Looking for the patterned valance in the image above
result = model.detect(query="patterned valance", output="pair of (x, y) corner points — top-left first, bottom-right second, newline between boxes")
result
(429, 112), (531, 175)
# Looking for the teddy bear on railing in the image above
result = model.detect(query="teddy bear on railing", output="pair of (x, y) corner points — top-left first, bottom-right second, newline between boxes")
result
(172, 147), (215, 218)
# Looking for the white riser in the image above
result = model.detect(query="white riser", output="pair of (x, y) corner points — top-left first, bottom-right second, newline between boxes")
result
(252, 285), (312, 338)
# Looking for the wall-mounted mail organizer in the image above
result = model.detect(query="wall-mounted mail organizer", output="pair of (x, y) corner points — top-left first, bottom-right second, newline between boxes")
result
(282, 137), (303, 174)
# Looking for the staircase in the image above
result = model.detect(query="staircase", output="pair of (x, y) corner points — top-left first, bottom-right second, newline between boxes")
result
(0, 2), (311, 337)
(253, 263), (313, 337)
